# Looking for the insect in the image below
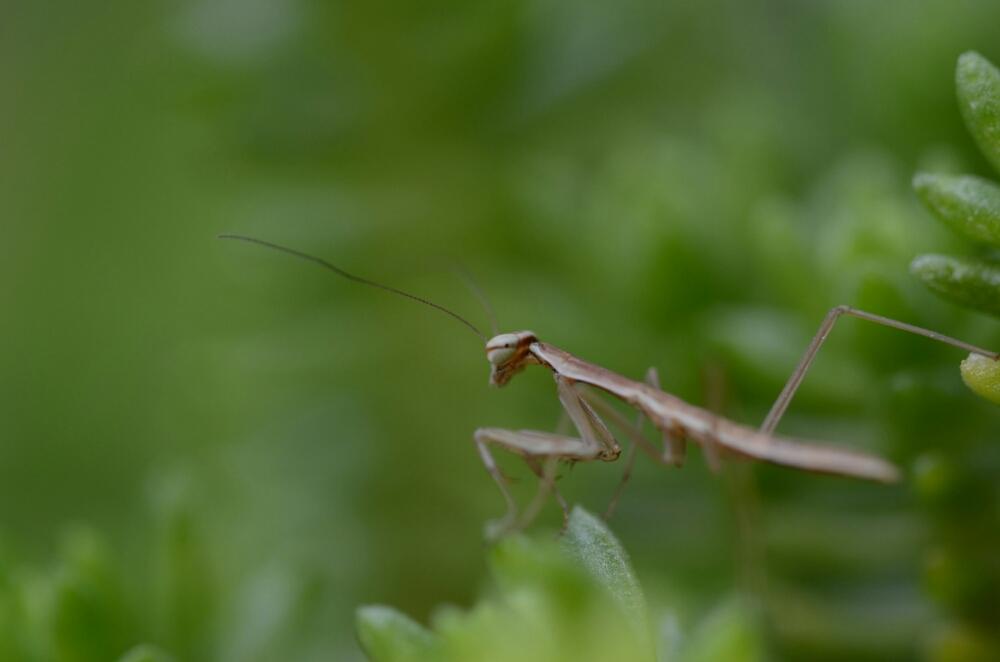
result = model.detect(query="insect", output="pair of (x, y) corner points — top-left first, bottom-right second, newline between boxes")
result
(220, 234), (999, 539)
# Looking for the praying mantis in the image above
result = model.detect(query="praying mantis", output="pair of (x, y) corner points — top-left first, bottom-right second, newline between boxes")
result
(220, 234), (999, 539)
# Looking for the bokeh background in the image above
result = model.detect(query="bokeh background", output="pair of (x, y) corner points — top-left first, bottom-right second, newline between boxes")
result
(4, 1), (1000, 660)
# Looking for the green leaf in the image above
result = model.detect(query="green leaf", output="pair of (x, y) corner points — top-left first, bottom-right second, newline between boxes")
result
(441, 530), (656, 662)
(959, 353), (1000, 405)
(356, 605), (438, 662)
(957, 52), (1000, 174)
(52, 527), (129, 662)
(679, 600), (764, 662)
(488, 534), (591, 612)
(560, 507), (646, 624)
(151, 474), (216, 660)
(910, 254), (1000, 317)
(354, 528), (659, 662)
(117, 644), (176, 662)
(913, 173), (1000, 246)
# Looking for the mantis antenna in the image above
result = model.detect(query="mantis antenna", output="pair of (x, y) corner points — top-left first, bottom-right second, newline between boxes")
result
(218, 234), (486, 340)
(453, 263), (499, 337)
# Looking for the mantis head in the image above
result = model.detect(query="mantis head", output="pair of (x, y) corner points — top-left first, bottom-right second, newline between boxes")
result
(486, 331), (539, 386)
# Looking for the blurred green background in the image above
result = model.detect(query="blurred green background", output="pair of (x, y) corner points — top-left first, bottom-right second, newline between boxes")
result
(4, 1), (1000, 660)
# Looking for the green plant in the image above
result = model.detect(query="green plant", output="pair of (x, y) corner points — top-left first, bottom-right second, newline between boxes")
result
(0, 526), (176, 662)
(356, 508), (763, 662)
(908, 51), (1000, 662)
(911, 52), (1000, 402)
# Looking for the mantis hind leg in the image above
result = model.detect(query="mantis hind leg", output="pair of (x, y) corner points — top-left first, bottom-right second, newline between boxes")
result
(760, 305), (998, 435)
(580, 373), (688, 470)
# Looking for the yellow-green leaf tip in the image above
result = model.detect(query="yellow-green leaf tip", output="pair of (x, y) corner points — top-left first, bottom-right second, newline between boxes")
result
(960, 352), (1000, 404)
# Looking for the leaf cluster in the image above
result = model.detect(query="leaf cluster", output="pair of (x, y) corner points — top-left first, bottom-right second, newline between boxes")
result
(912, 53), (1000, 402)
(356, 508), (762, 662)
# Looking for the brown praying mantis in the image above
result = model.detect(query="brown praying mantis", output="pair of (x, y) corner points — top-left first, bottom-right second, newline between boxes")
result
(220, 234), (1000, 539)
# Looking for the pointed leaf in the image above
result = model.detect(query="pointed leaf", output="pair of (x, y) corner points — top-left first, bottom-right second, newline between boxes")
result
(560, 507), (646, 622)
(910, 254), (1000, 317)
(960, 352), (1000, 405)
(488, 534), (588, 607)
(913, 173), (1000, 246)
(957, 51), (1000, 174)
(356, 605), (437, 662)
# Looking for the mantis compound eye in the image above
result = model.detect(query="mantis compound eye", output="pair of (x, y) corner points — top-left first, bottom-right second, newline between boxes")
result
(485, 334), (519, 365)
(485, 331), (537, 366)
(486, 347), (515, 365)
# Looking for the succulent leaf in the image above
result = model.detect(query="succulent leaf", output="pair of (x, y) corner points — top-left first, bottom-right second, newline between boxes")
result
(957, 52), (1000, 174)
(913, 173), (1000, 246)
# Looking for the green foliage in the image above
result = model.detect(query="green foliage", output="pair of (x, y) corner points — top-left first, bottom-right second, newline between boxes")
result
(912, 174), (1000, 246)
(925, 624), (1000, 662)
(356, 507), (762, 662)
(559, 508), (646, 627)
(356, 507), (656, 662)
(356, 607), (436, 662)
(150, 478), (216, 661)
(677, 601), (763, 662)
(959, 353), (1000, 403)
(0, 527), (166, 662)
(956, 52), (1000, 174)
(908, 51), (1000, 662)
(910, 254), (1000, 316)
(6, 3), (1000, 661)
(0, 476), (348, 662)
(913, 52), (1000, 389)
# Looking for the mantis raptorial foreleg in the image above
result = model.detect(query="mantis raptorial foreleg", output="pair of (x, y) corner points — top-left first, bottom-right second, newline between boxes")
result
(473, 432), (586, 539)
(474, 437), (519, 536)
(760, 305), (1000, 435)
(473, 375), (622, 538)
(582, 383), (686, 469)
